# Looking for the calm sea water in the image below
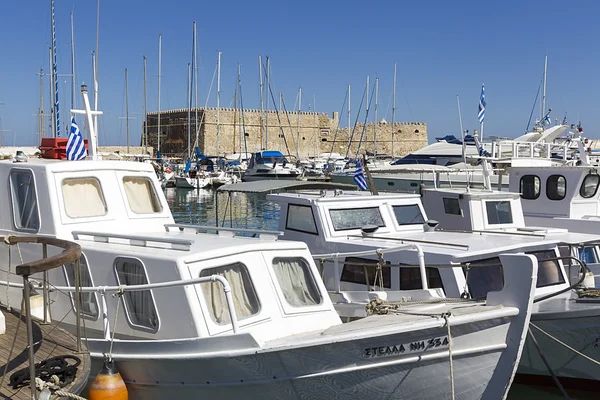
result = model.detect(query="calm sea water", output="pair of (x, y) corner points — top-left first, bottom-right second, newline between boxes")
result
(164, 187), (595, 400)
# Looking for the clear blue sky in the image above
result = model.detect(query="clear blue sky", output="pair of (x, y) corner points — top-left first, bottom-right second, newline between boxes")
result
(1, 0), (599, 148)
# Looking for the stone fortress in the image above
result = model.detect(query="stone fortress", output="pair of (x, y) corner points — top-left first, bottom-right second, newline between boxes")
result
(142, 108), (427, 159)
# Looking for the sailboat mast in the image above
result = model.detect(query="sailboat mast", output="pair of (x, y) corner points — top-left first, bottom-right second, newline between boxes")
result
(49, 47), (55, 138)
(297, 87), (301, 158)
(347, 84), (351, 139)
(39, 68), (45, 139)
(216, 51), (221, 156)
(70, 11), (76, 112)
(193, 21), (198, 147)
(313, 96), (317, 157)
(391, 62), (397, 157)
(374, 77), (378, 156)
(265, 56), (270, 148)
(94, 0), (100, 133)
(187, 63), (191, 160)
(259, 55), (263, 150)
(157, 34), (162, 155)
(125, 68), (129, 153)
(143, 55), (147, 154)
(541, 54), (548, 122)
(51, 0), (60, 137)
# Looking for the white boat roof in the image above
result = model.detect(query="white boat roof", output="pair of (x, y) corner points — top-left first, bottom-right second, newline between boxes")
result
(0, 158), (157, 173)
(270, 190), (421, 204)
(218, 180), (356, 193)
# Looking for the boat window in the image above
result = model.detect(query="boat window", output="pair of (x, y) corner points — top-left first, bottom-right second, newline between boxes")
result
(546, 175), (566, 201)
(519, 175), (540, 200)
(10, 169), (40, 231)
(199, 262), (260, 325)
(63, 253), (99, 319)
(114, 258), (158, 331)
(443, 198), (461, 215)
(341, 257), (391, 289)
(329, 207), (385, 231)
(122, 176), (162, 214)
(579, 174), (600, 198)
(272, 258), (322, 307)
(578, 247), (598, 264)
(485, 201), (513, 224)
(400, 266), (444, 291)
(532, 250), (565, 288)
(392, 204), (425, 225)
(62, 177), (107, 218)
(286, 204), (318, 234)
(463, 257), (504, 299)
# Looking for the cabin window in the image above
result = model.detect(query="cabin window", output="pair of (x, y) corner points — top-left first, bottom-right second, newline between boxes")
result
(199, 262), (260, 325)
(519, 175), (540, 199)
(443, 198), (461, 215)
(546, 175), (566, 201)
(122, 176), (162, 214)
(272, 258), (322, 306)
(532, 250), (565, 288)
(578, 247), (598, 264)
(329, 207), (385, 231)
(485, 201), (513, 225)
(463, 257), (504, 299)
(579, 174), (600, 199)
(341, 257), (391, 289)
(63, 254), (99, 319)
(400, 266), (444, 291)
(62, 178), (107, 218)
(392, 204), (425, 225)
(286, 204), (318, 235)
(10, 169), (40, 232)
(114, 258), (158, 331)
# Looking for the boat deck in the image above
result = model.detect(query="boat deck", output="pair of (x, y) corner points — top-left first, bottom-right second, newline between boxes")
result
(0, 306), (90, 399)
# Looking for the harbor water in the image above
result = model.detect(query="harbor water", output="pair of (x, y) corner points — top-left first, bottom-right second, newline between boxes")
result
(165, 187), (597, 400)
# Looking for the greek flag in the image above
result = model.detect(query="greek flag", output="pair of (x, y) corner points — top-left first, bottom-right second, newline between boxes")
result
(66, 117), (86, 160)
(353, 160), (368, 191)
(477, 85), (486, 124)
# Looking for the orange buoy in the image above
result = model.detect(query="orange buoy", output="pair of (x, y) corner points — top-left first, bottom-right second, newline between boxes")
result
(88, 359), (128, 400)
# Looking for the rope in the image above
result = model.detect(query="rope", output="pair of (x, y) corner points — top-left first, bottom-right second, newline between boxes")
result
(53, 390), (87, 399)
(530, 323), (600, 366)
(443, 313), (455, 400)
(0, 298), (25, 390)
(375, 250), (385, 291)
(527, 327), (571, 400)
(577, 288), (600, 298)
(6, 242), (11, 311)
(108, 286), (124, 362)
(366, 297), (482, 316)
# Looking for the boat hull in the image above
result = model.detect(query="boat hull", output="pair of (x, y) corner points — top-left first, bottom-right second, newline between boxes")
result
(175, 176), (211, 189)
(242, 173), (300, 182)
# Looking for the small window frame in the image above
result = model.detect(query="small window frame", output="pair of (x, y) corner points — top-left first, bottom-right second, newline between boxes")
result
(62, 253), (99, 320)
(114, 257), (160, 332)
(272, 257), (323, 308)
(340, 257), (392, 289)
(442, 198), (461, 215)
(485, 200), (514, 225)
(121, 176), (163, 214)
(61, 177), (108, 218)
(392, 204), (426, 225)
(285, 204), (318, 235)
(9, 168), (40, 232)
(546, 175), (566, 201)
(329, 207), (385, 231)
(519, 175), (541, 200)
(579, 174), (600, 199)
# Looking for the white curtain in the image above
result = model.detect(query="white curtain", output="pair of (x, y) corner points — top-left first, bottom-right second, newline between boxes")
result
(62, 178), (107, 218)
(123, 177), (161, 214)
(273, 258), (321, 307)
(201, 263), (259, 325)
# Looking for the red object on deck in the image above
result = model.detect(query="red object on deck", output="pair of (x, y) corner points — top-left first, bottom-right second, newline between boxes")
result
(40, 138), (89, 159)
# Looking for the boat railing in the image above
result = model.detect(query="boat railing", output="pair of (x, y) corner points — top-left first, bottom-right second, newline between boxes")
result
(72, 231), (194, 251)
(491, 140), (570, 160)
(165, 224), (282, 240)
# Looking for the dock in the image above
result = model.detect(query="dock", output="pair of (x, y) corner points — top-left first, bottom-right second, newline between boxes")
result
(0, 306), (91, 399)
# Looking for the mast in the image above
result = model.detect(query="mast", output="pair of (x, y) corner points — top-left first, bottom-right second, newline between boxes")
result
(259, 55), (263, 149)
(94, 0), (100, 135)
(265, 56), (270, 148)
(157, 34), (162, 155)
(233, 72), (237, 154)
(187, 63), (191, 160)
(313, 96), (317, 157)
(51, 0), (60, 137)
(91, 52), (96, 143)
(457, 95), (466, 166)
(143, 56), (147, 154)
(193, 21), (198, 149)
(347, 84), (351, 140)
(216, 51), (221, 156)
(49, 47), (53, 137)
(238, 64), (242, 154)
(39, 68), (45, 139)
(125, 68), (129, 153)
(374, 77), (378, 156)
(296, 88), (302, 158)
(391, 62), (397, 157)
(70, 10), (76, 113)
(365, 76), (370, 155)
(541, 54), (548, 122)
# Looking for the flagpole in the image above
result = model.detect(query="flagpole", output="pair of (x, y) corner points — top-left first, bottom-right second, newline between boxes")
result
(456, 95), (466, 166)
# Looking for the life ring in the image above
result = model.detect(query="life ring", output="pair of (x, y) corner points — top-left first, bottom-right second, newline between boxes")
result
(165, 166), (173, 173)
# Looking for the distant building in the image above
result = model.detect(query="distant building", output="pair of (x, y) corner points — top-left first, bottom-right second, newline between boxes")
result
(142, 107), (427, 158)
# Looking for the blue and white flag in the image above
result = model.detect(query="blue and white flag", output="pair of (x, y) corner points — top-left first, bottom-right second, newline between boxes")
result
(353, 160), (368, 191)
(66, 117), (87, 161)
(477, 84), (486, 124)
(543, 114), (552, 125)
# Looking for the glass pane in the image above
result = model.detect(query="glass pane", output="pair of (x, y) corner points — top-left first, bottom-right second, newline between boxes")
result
(200, 263), (260, 325)
(115, 260), (158, 329)
(272, 258), (322, 307)
(520, 175), (540, 200)
(329, 207), (384, 231)
(341, 257), (391, 289)
(580, 174), (600, 198)
(579, 247), (598, 264)
(443, 198), (461, 215)
(486, 201), (513, 224)
(122, 177), (162, 214)
(464, 257), (504, 299)
(63, 255), (99, 319)
(286, 205), (317, 234)
(392, 204), (425, 225)
(400, 267), (444, 290)
(546, 175), (566, 201)
(62, 178), (107, 218)
(10, 170), (40, 231)
(531, 250), (565, 288)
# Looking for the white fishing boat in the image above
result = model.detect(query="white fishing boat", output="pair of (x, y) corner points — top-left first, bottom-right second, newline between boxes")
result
(242, 151), (301, 182)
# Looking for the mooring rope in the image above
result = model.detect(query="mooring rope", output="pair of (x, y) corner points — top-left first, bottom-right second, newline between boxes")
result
(529, 323), (600, 366)
(443, 313), (455, 400)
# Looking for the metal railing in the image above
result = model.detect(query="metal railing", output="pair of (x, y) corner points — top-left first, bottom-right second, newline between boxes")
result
(165, 223), (282, 240)
(72, 230), (194, 251)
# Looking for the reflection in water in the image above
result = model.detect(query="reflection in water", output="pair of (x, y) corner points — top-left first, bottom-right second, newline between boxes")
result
(164, 187), (280, 231)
